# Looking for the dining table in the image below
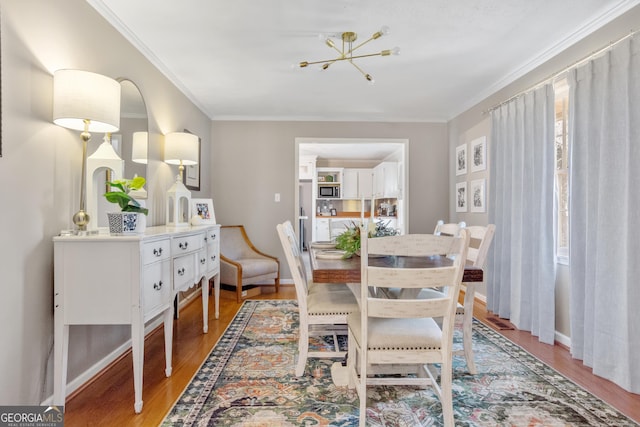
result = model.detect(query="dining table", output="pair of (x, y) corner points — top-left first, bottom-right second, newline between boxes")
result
(308, 246), (483, 284)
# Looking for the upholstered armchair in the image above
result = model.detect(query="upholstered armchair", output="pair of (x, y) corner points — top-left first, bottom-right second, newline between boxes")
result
(220, 225), (280, 302)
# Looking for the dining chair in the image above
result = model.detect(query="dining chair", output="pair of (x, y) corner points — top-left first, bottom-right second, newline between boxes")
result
(433, 219), (466, 236)
(419, 224), (495, 374)
(347, 227), (470, 427)
(276, 220), (359, 377)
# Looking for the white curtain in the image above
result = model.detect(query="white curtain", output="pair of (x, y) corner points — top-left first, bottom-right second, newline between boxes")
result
(488, 85), (556, 344)
(568, 36), (640, 393)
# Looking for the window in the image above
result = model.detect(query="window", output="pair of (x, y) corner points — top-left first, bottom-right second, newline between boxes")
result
(554, 79), (569, 264)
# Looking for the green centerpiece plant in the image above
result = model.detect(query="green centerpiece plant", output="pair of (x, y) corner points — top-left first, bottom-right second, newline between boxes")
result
(104, 176), (149, 215)
(334, 219), (399, 258)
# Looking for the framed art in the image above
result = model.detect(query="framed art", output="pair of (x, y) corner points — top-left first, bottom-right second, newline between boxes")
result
(470, 136), (487, 172)
(183, 129), (201, 191)
(191, 198), (216, 224)
(455, 143), (467, 176)
(455, 181), (467, 212)
(470, 179), (486, 213)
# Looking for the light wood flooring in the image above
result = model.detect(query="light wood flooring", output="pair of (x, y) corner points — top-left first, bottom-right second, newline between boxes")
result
(62, 286), (640, 426)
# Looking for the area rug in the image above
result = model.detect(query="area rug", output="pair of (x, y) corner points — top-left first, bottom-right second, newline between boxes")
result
(162, 300), (637, 426)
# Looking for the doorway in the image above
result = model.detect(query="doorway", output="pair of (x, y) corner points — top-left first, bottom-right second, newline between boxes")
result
(294, 137), (409, 245)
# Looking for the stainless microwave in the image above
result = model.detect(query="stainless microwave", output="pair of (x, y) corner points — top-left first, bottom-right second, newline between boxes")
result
(318, 185), (340, 198)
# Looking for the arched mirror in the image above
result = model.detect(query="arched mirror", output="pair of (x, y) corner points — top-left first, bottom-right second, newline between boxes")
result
(87, 79), (148, 230)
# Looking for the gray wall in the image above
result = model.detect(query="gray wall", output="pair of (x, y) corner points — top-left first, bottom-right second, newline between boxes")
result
(447, 5), (640, 340)
(1, 0), (212, 403)
(210, 121), (448, 273)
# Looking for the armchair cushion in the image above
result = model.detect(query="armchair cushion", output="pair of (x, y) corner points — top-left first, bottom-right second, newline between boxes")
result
(220, 225), (280, 302)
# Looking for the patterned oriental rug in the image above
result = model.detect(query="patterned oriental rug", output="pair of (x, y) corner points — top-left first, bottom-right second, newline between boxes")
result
(162, 300), (637, 427)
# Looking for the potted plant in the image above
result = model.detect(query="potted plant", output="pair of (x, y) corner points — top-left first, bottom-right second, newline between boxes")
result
(335, 219), (399, 258)
(104, 176), (148, 234)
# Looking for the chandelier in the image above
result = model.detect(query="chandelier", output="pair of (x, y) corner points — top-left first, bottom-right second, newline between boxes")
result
(298, 26), (399, 84)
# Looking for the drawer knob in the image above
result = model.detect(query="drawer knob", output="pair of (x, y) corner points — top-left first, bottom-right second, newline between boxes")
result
(153, 281), (163, 290)
(200, 258), (206, 265)
(179, 242), (189, 250)
(177, 268), (185, 276)
(153, 248), (163, 256)
(210, 255), (216, 261)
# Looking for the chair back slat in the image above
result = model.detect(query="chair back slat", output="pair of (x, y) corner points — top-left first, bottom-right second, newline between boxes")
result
(433, 220), (466, 237)
(368, 233), (458, 257)
(368, 296), (451, 318)
(367, 266), (459, 289)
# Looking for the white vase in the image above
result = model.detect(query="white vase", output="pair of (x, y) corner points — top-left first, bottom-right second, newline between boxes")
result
(107, 212), (146, 235)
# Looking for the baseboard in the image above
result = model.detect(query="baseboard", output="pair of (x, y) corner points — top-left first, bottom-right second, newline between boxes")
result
(40, 288), (201, 406)
(555, 331), (571, 349)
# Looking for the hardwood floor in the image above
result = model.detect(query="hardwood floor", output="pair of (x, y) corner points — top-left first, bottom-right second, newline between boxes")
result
(63, 286), (640, 426)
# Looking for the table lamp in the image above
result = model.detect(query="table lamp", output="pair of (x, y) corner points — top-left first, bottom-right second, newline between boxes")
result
(53, 69), (121, 232)
(131, 131), (148, 164)
(164, 131), (199, 227)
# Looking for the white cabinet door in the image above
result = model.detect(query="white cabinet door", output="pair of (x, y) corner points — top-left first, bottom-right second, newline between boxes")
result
(358, 169), (374, 199)
(343, 168), (373, 199)
(373, 162), (398, 198)
(342, 169), (359, 199)
(315, 218), (330, 241)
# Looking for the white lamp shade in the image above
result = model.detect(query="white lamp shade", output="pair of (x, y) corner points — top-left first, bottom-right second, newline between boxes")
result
(53, 69), (121, 133)
(132, 131), (148, 164)
(164, 132), (199, 166)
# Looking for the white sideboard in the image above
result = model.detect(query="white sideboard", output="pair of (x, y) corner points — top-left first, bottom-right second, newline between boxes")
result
(53, 224), (220, 413)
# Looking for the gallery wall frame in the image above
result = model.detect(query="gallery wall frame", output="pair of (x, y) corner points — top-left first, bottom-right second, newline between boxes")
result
(455, 181), (467, 212)
(470, 178), (486, 213)
(470, 136), (487, 172)
(455, 143), (467, 176)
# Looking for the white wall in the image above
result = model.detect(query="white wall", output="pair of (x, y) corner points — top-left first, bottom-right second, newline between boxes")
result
(0, 0), (212, 404)
(447, 5), (640, 338)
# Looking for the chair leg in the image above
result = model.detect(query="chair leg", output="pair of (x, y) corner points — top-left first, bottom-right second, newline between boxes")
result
(440, 358), (454, 427)
(295, 327), (309, 377)
(462, 283), (477, 374)
(236, 269), (243, 303)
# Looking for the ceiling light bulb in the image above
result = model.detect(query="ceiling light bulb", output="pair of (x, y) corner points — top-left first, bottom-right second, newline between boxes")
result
(365, 74), (375, 84)
(325, 38), (335, 48)
(373, 26), (390, 39)
(391, 46), (400, 55)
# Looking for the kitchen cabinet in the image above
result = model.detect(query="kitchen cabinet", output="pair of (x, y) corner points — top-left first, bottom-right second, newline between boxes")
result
(343, 168), (373, 199)
(373, 162), (399, 198)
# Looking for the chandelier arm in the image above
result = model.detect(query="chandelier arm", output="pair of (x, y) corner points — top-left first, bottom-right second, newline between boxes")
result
(348, 59), (369, 77)
(301, 51), (386, 67)
(347, 35), (377, 55)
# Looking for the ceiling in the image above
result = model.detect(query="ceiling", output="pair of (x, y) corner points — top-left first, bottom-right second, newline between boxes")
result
(89, 0), (637, 123)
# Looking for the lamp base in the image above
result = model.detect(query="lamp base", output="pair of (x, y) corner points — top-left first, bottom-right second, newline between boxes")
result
(73, 209), (90, 231)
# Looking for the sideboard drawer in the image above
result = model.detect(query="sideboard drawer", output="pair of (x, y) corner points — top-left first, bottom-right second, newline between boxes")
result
(173, 253), (196, 293)
(171, 234), (203, 254)
(142, 260), (171, 319)
(142, 239), (171, 265)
